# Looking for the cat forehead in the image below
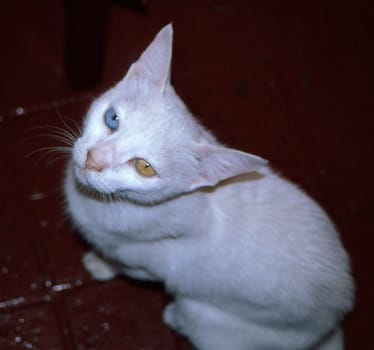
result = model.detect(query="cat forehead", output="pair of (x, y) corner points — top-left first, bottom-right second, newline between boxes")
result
(85, 95), (195, 151)
(91, 86), (191, 131)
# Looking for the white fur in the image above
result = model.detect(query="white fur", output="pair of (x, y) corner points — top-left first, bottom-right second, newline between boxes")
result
(64, 24), (354, 350)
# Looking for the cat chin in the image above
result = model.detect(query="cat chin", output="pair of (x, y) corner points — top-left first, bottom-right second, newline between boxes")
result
(71, 166), (113, 199)
(72, 163), (114, 194)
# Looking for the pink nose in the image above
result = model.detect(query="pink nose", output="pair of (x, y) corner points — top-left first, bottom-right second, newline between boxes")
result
(85, 150), (105, 172)
(84, 143), (116, 172)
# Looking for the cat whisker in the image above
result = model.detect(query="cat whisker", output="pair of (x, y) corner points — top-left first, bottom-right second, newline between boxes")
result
(23, 120), (79, 165)
(42, 125), (78, 145)
(115, 191), (124, 203)
(48, 124), (79, 141)
(25, 146), (72, 166)
(22, 125), (78, 148)
(53, 101), (82, 138)
(111, 191), (120, 204)
(106, 191), (112, 205)
(25, 146), (72, 158)
(93, 179), (122, 205)
(60, 116), (81, 139)
(48, 133), (75, 147)
(45, 154), (71, 166)
(112, 191), (120, 203)
(24, 134), (75, 149)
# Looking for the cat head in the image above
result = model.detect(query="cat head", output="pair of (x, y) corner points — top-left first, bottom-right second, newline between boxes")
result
(72, 24), (267, 204)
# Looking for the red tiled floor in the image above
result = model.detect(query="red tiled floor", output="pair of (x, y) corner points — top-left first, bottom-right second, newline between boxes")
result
(0, 302), (67, 349)
(0, 200), (44, 302)
(64, 281), (176, 350)
(1, 1), (373, 349)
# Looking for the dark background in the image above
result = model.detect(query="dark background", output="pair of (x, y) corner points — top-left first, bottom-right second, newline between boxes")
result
(0, 0), (373, 349)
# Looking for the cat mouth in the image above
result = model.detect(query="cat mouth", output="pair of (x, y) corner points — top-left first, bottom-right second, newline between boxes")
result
(73, 164), (114, 195)
(73, 176), (124, 203)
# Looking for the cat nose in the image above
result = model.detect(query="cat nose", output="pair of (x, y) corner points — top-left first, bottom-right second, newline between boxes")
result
(85, 143), (116, 172)
(85, 150), (105, 172)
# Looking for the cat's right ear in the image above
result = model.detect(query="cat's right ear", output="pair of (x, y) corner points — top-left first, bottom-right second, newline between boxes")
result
(125, 24), (173, 92)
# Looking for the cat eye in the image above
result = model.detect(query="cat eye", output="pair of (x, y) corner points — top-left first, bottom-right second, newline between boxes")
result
(134, 158), (157, 177)
(104, 107), (119, 131)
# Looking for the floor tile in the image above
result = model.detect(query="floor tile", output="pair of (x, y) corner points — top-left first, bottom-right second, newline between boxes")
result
(29, 196), (89, 287)
(0, 302), (66, 350)
(0, 200), (45, 302)
(64, 280), (178, 350)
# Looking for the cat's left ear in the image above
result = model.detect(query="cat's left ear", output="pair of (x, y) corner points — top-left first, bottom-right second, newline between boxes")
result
(128, 24), (173, 92)
(188, 144), (268, 191)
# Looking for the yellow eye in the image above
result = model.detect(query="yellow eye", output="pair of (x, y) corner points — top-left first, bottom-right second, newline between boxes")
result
(134, 158), (157, 177)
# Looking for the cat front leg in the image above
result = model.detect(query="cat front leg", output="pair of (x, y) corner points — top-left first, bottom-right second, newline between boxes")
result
(83, 250), (161, 282)
(163, 298), (253, 350)
(116, 240), (171, 281)
(121, 266), (159, 281)
(82, 250), (120, 281)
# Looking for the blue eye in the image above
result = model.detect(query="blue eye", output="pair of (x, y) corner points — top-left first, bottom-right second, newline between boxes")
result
(104, 107), (119, 131)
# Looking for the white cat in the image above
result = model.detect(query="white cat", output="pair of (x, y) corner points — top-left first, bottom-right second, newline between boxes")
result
(64, 24), (354, 350)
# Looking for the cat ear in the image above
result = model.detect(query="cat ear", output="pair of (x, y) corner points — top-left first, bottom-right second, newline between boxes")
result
(128, 24), (173, 92)
(188, 144), (268, 190)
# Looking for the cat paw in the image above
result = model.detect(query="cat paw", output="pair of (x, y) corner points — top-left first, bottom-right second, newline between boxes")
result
(163, 303), (179, 330)
(82, 251), (119, 281)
